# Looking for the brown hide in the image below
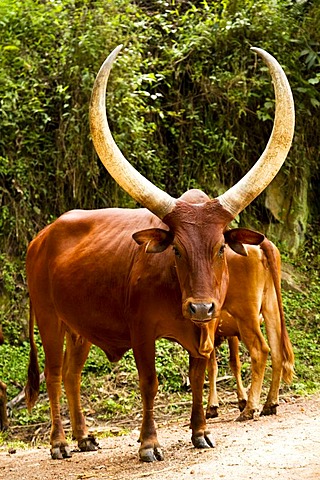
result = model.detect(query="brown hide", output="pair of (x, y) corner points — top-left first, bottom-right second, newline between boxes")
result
(27, 204), (232, 361)
(26, 198), (264, 461)
(206, 240), (294, 420)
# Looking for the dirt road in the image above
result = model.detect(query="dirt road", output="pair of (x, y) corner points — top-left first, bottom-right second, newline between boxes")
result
(0, 394), (319, 480)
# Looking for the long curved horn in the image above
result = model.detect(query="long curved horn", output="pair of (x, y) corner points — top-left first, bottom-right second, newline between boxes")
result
(217, 47), (295, 218)
(90, 45), (177, 219)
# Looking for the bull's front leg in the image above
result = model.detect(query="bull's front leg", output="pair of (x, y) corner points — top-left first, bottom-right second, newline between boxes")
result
(133, 343), (163, 462)
(206, 349), (220, 419)
(189, 355), (215, 449)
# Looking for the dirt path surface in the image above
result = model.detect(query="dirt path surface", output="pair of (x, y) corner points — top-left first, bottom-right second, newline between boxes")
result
(0, 394), (319, 480)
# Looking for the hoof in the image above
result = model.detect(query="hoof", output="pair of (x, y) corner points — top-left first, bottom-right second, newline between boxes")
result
(260, 404), (278, 416)
(235, 409), (255, 422)
(192, 431), (215, 449)
(206, 405), (219, 419)
(238, 399), (247, 412)
(51, 445), (72, 459)
(78, 435), (100, 452)
(139, 446), (164, 462)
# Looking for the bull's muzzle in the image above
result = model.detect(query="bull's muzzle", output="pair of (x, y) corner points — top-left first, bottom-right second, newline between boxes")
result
(187, 301), (215, 323)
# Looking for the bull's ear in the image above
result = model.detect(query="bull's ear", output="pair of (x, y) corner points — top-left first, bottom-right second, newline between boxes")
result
(132, 228), (174, 253)
(224, 228), (265, 257)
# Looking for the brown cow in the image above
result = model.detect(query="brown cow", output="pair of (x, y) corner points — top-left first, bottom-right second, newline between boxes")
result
(25, 46), (294, 462)
(205, 240), (294, 420)
(0, 325), (9, 431)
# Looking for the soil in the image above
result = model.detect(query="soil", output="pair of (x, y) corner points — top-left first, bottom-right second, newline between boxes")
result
(0, 394), (319, 480)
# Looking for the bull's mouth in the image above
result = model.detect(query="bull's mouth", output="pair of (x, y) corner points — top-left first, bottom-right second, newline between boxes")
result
(191, 317), (217, 327)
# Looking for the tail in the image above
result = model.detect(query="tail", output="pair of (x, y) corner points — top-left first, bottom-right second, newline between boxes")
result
(260, 239), (295, 384)
(25, 298), (40, 411)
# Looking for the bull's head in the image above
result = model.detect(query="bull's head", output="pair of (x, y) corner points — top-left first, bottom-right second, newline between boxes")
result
(90, 46), (294, 325)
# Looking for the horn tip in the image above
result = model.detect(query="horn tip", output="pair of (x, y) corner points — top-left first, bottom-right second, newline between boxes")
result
(250, 46), (262, 55)
(112, 44), (123, 58)
(107, 44), (123, 64)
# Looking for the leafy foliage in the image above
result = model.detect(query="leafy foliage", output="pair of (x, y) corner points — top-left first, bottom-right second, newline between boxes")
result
(283, 285), (320, 394)
(0, 0), (319, 427)
(1, 0), (319, 260)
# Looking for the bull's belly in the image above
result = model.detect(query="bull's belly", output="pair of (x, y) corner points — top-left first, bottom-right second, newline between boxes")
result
(52, 277), (214, 361)
(54, 297), (132, 362)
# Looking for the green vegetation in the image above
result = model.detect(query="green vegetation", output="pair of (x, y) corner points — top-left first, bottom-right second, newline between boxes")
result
(282, 228), (320, 394)
(284, 288), (320, 395)
(0, 0), (319, 434)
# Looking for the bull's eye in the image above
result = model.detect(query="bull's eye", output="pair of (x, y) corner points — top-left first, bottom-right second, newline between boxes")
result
(218, 244), (226, 257)
(173, 246), (181, 258)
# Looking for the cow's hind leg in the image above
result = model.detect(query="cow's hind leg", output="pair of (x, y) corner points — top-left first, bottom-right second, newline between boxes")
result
(228, 337), (247, 412)
(133, 342), (163, 462)
(63, 332), (98, 452)
(260, 299), (283, 416)
(236, 320), (269, 421)
(189, 355), (215, 449)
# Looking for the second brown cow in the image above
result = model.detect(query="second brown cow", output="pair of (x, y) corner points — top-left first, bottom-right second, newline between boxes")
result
(206, 240), (294, 420)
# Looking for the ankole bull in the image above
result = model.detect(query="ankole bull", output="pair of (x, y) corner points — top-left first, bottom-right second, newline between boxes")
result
(25, 45), (294, 461)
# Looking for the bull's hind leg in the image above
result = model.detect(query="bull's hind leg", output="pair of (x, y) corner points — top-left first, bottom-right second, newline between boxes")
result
(189, 356), (215, 449)
(133, 342), (163, 462)
(63, 332), (98, 452)
(39, 319), (71, 459)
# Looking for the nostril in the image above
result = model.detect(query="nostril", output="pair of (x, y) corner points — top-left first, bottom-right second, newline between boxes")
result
(208, 303), (215, 315)
(189, 303), (197, 315)
(188, 302), (215, 320)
